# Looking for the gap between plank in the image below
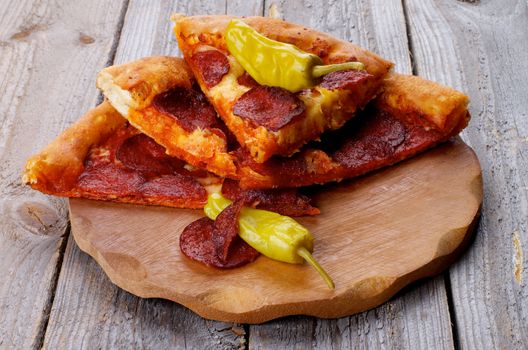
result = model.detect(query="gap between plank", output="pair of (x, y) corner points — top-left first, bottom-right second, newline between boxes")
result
(36, 1), (131, 347)
(34, 224), (70, 350)
(444, 273), (461, 350)
(401, 0), (418, 75)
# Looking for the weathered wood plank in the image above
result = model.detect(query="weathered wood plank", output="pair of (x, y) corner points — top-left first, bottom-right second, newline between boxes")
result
(0, 0), (127, 348)
(42, 1), (260, 349)
(249, 1), (455, 348)
(404, 1), (528, 348)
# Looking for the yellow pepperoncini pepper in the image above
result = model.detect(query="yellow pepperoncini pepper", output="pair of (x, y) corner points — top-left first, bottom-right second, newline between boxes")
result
(225, 19), (365, 93)
(204, 193), (335, 289)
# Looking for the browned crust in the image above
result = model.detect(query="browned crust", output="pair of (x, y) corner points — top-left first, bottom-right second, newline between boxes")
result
(97, 56), (238, 177)
(173, 15), (393, 163)
(376, 74), (470, 133)
(23, 101), (126, 194)
(98, 56), (194, 110)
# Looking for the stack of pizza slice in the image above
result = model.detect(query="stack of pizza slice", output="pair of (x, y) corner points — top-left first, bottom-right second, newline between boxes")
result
(24, 15), (469, 228)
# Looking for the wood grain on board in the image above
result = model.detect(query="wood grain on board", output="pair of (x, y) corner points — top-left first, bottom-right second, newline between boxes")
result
(405, 0), (528, 348)
(69, 139), (482, 323)
(0, 0), (127, 348)
(42, 1), (263, 348)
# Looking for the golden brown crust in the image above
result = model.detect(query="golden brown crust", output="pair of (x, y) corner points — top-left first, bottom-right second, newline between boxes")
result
(23, 101), (126, 193)
(376, 74), (470, 133)
(97, 56), (238, 177)
(173, 15), (393, 163)
(97, 56), (194, 112)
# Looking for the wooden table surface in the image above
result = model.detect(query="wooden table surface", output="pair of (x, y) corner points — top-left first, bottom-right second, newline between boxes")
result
(1, 0), (526, 349)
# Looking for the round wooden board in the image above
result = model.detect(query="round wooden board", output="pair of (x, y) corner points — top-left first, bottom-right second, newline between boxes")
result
(69, 139), (482, 324)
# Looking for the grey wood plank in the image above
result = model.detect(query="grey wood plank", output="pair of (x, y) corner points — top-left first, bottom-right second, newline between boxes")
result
(42, 1), (260, 349)
(250, 1), (455, 349)
(404, 1), (528, 349)
(0, 0), (127, 348)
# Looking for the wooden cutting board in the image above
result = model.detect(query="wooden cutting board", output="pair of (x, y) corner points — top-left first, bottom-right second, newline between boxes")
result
(69, 139), (482, 324)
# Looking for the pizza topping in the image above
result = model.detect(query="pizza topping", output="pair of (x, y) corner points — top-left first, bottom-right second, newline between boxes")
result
(153, 86), (218, 132)
(237, 71), (259, 88)
(233, 86), (305, 131)
(77, 126), (207, 205)
(212, 199), (246, 263)
(221, 179), (319, 216)
(180, 217), (260, 268)
(332, 111), (407, 169)
(204, 193), (335, 289)
(225, 19), (365, 92)
(320, 69), (373, 91)
(116, 134), (186, 176)
(191, 49), (230, 88)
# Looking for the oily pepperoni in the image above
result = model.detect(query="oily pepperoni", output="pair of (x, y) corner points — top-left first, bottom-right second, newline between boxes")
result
(233, 86), (306, 131)
(212, 200), (245, 263)
(140, 175), (207, 200)
(77, 125), (208, 205)
(237, 72), (258, 88)
(320, 69), (373, 90)
(180, 217), (259, 269)
(332, 111), (407, 169)
(116, 134), (186, 176)
(153, 87), (218, 132)
(221, 179), (319, 216)
(77, 162), (145, 196)
(191, 50), (230, 88)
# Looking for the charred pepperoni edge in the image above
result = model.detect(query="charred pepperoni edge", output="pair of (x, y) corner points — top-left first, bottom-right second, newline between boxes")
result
(180, 216), (259, 269)
(233, 86), (306, 132)
(212, 199), (246, 263)
(319, 69), (374, 90)
(221, 179), (319, 216)
(237, 107), (447, 189)
(77, 124), (208, 204)
(191, 50), (230, 88)
(152, 86), (220, 133)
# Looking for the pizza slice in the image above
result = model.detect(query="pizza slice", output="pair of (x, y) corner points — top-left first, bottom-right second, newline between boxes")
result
(172, 15), (393, 163)
(235, 73), (470, 189)
(97, 56), (237, 177)
(23, 101), (218, 208)
(23, 101), (319, 214)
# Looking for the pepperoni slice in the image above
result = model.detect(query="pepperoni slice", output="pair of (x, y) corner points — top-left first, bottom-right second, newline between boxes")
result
(233, 86), (306, 131)
(180, 217), (259, 269)
(77, 125), (208, 205)
(237, 72), (258, 88)
(116, 134), (186, 176)
(319, 69), (373, 90)
(191, 50), (230, 88)
(221, 179), (319, 216)
(212, 200), (245, 263)
(153, 87), (218, 132)
(140, 175), (207, 200)
(332, 111), (406, 169)
(77, 163), (145, 196)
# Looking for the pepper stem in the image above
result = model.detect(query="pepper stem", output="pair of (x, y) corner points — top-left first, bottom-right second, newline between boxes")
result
(312, 62), (366, 78)
(296, 247), (335, 290)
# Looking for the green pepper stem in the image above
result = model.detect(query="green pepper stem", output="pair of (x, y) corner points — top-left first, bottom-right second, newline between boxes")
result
(312, 62), (366, 78)
(296, 247), (335, 290)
